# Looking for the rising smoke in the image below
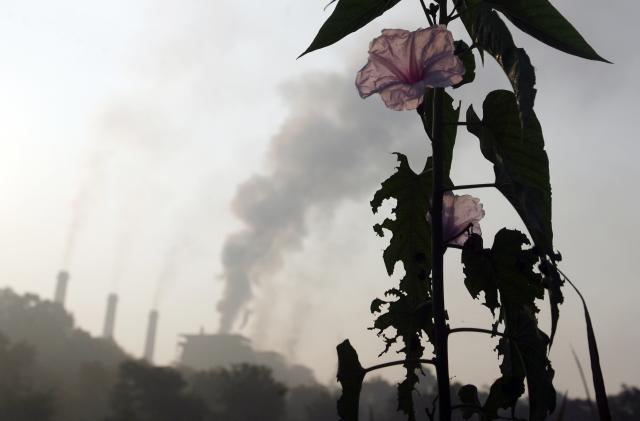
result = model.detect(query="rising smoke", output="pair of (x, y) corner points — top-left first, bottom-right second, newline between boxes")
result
(217, 72), (429, 333)
(61, 150), (111, 269)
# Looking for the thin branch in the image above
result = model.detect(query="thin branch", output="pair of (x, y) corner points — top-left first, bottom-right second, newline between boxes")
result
(364, 358), (436, 373)
(449, 327), (508, 338)
(419, 0), (435, 25)
(447, 183), (496, 191)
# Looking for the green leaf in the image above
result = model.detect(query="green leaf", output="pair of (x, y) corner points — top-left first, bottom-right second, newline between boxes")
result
(300, 0), (402, 57)
(462, 229), (555, 420)
(453, 40), (476, 89)
(486, 0), (608, 62)
(336, 340), (366, 421)
(467, 90), (554, 256)
(453, 0), (536, 125)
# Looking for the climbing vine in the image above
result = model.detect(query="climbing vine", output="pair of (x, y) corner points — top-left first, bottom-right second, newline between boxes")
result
(301, 1), (610, 420)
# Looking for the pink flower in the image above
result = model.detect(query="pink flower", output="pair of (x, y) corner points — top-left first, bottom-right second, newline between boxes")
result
(442, 192), (485, 246)
(356, 26), (465, 111)
(428, 192), (485, 246)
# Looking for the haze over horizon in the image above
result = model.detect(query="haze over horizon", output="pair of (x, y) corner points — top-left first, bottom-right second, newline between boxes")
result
(0, 0), (637, 398)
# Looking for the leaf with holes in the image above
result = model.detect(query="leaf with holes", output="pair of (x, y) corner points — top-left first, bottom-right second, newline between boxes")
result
(462, 229), (555, 420)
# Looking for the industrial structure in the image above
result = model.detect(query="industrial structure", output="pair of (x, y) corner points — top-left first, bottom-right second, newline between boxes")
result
(102, 293), (118, 339)
(53, 270), (69, 307)
(48, 274), (314, 385)
(178, 331), (316, 387)
(143, 309), (159, 362)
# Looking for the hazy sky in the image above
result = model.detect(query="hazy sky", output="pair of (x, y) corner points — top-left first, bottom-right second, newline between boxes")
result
(0, 0), (638, 398)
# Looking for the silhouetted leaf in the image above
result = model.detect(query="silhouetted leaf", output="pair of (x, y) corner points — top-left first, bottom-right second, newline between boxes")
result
(458, 384), (481, 419)
(539, 258), (564, 346)
(467, 90), (553, 256)
(370, 153), (433, 419)
(336, 340), (366, 421)
(300, 0), (402, 57)
(453, 40), (476, 89)
(369, 92), (461, 419)
(563, 274), (612, 421)
(486, 0), (608, 62)
(370, 298), (386, 314)
(417, 90), (460, 187)
(453, 0), (536, 125)
(462, 229), (555, 420)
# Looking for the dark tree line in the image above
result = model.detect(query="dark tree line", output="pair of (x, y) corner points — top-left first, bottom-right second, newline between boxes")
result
(0, 288), (637, 420)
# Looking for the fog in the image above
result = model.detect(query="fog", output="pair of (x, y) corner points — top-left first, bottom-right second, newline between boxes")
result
(0, 0), (637, 409)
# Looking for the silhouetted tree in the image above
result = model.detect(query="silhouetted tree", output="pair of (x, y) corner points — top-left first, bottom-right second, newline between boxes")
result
(0, 288), (127, 421)
(286, 384), (336, 421)
(611, 385), (640, 419)
(0, 334), (55, 421)
(106, 360), (208, 421)
(189, 364), (287, 421)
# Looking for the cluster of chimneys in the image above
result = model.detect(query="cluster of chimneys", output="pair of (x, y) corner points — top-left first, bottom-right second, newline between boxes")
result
(54, 270), (159, 362)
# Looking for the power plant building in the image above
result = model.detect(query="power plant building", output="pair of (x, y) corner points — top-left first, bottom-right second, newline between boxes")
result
(178, 332), (316, 387)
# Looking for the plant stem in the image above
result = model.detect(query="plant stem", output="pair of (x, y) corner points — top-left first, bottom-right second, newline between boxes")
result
(431, 4), (451, 421)
(449, 327), (507, 338)
(365, 358), (435, 373)
(419, 0), (434, 25)
(447, 183), (496, 191)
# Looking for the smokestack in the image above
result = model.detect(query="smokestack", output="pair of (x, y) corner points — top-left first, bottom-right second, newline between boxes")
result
(54, 271), (69, 307)
(143, 309), (159, 362)
(102, 293), (118, 339)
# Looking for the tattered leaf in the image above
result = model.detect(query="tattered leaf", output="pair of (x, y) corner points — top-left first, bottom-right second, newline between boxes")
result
(467, 90), (554, 256)
(462, 229), (555, 420)
(371, 154), (433, 280)
(370, 298), (386, 313)
(540, 258), (564, 346)
(453, 0), (536, 125)
(486, 0), (608, 62)
(453, 40), (476, 89)
(300, 0), (402, 57)
(370, 153), (434, 419)
(336, 340), (366, 421)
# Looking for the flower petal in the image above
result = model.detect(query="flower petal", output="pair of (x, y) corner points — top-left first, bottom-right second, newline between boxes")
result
(356, 26), (465, 111)
(442, 192), (485, 246)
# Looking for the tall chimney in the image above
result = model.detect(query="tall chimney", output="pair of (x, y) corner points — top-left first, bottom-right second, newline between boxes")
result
(102, 293), (118, 339)
(54, 271), (69, 307)
(143, 309), (159, 362)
